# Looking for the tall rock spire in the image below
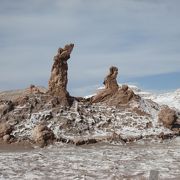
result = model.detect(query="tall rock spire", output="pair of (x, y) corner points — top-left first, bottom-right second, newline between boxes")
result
(48, 43), (74, 105)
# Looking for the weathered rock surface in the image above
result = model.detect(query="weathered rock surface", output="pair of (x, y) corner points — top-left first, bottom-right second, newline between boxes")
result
(0, 87), (179, 146)
(91, 66), (119, 103)
(48, 43), (74, 106)
(32, 123), (55, 147)
(0, 122), (13, 138)
(158, 106), (177, 128)
(104, 85), (139, 106)
(91, 67), (138, 105)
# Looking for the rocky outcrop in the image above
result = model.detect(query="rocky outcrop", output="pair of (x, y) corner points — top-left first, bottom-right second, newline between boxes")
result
(48, 44), (74, 106)
(91, 66), (119, 103)
(0, 44), (179, 147)
(158, 106), (177, 128)
(105, 85), (138, 106)
(91, 67), (138, 105)
(32, 123), (55, 147)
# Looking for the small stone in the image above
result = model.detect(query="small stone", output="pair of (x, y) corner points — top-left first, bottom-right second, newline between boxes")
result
(91, 66), (119, 103)
(146, 122), (153, 128)
(32, 124), (55, 147)
(158, 106), (177, 128)
(3, 134), (10, 142)
(0, 122), (13, 138)
(121, 85), (128, 92)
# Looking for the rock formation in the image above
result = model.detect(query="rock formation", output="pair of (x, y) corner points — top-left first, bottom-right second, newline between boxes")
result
(48, 43), (74, 106)
(103, 66), (119, 91)
(106, 85), (137, 106)
(91, 66), (137, 105)
(91, 66), (119, 103)
(0, 122), (13, 142)
(158, 106), (177, 128)
(32, 123), (55, 147)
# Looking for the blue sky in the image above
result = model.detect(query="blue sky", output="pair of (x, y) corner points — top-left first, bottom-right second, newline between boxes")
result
(0, 0), (180, 96)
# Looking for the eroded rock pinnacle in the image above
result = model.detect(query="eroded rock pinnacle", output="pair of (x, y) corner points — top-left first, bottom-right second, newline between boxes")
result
(48, 43), (74, 106)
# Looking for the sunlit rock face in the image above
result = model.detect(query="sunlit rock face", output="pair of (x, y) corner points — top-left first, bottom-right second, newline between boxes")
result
(48, 43), (74, 106)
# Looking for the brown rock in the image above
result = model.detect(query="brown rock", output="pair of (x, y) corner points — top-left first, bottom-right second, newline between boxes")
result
(91, 66), (119, 103)
(0, 122), (13, 138)
(32, 123), (55, 147)
(0, 100), (14, 115)
(103, 66), (119, 91)
(29, 85), (41, 94)
(111, 86), (136, 105)
(48, 44), (74, 106)
(158, 106), (177, 128)
(91, 66), (138, 105)
(3, 134), (11, 142)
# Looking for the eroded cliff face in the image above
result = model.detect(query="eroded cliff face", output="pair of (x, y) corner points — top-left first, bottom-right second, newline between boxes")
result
(48, 43), (74, 106)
